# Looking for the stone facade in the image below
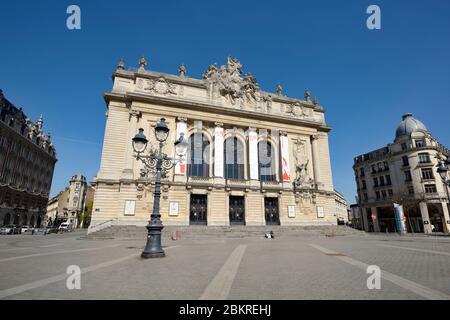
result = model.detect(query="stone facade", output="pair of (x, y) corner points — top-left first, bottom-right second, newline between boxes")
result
(89, 56), (335, 232)
(334, 190), (349, 224)
(46, 174), (94, 228)
(0, 90), (57, 227)
(353, 114), (450, 234)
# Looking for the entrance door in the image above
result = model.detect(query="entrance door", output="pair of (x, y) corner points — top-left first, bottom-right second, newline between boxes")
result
(190, 195), (207, 225)
(229, 196), (245, 225)
(264, 198), (280, 225)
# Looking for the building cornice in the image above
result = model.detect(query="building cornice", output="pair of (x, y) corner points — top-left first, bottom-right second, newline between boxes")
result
(112, 70), (326, 113)
(103, 91), (332, 133)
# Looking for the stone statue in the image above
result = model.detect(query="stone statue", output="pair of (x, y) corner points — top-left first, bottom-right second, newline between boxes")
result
(202, 63), (218, 79)
(202, 56), (261, 106)
(293, 139), (314, 188)
(178, 63), (186, 77)
(138, 55), (147, 71)
(313, 96), (318, 105)
(276, 83), (282, 96)
(304, 90), (311, 101)
(117, 58), (125, 70)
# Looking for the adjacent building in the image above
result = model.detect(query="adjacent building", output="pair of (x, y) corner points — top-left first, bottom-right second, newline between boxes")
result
(0, 90), (57, 227)
(46, 174), (95, 228)
(89, 55), (336, 232)
(334, 190), (349, 224)
(353, 114), (450, 233)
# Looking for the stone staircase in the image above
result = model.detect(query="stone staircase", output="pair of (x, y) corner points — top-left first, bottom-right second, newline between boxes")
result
(86, 225), (366, 240)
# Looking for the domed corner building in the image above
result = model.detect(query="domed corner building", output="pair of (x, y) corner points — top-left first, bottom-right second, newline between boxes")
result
(87, 56), (337, 236)
(353, 113), (450, 234)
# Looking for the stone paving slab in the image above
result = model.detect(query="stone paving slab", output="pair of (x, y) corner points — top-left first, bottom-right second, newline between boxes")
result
(0, 232), (449, 299)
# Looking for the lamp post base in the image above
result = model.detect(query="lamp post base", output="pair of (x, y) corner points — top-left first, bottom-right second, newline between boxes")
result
(141, 222), (165, 259)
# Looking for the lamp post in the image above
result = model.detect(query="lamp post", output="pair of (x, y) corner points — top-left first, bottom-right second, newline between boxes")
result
(132, 118), (188, 258)
(437, 161), (450, 203)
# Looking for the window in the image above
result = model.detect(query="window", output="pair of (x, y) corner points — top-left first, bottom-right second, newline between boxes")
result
(401, 143), (408, 151)
(363, 193), (368, 201)
(418, 153), (431, 164)
(408, 186), (415, 195)
(388, 189), (393, 197)
(405, 170), (412, 182)
(402, 156), (409, 167)
(360, 168), (365, 177)
(373, 177), (379, 187)
(421, 168), (434, 180)
(425, 184), (437, 193)
(415, 139), (425, 148)
(371, 165), (376, 174)
(188, 133), (210, 177)
(386, 175), (392, 185)
(362, 180), (367, 190)
(258, 140), (276, 181)
(379, 176), (385, 186)
(377, 163), (383, 172)
(224, 138), (244, 180)
(383, 161), (389, 171)
(381, 190), (387, 199)
(375, 191), (380, 199)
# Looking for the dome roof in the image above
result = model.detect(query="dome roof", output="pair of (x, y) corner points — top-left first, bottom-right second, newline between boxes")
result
(395, 113), (428, 139)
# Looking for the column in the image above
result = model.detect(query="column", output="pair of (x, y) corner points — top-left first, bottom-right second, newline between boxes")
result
(361, 207), (369, 232)
(122, 109), (140, 179)
(441, 201), (450, 234)
(248, 128), (258, 180)
(419, 201), (432, 234)
(280, 131), (291, 182)
(371, 207), (380, 232)
(174, 117), (187, 176)
(214, 122), (224, 178)
(310, 134), (322, 188)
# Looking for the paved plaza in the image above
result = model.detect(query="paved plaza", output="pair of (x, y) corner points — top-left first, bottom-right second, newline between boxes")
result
(1, 230), (450, 300)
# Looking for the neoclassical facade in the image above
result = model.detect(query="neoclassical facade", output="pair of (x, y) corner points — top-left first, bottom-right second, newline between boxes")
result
(46, 174), (94, 228)
(0, 90), (56, 227)
(353, 114), (450, 234)
(89, 56), (335, 231)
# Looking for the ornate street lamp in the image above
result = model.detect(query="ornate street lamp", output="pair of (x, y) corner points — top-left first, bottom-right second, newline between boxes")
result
(132, 118), (188, 258)
(437, 162), (450, 203)
(444, 158), (450, 171)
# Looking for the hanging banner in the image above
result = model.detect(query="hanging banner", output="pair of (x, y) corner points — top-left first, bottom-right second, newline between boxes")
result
(214, 126), (224, 177)
(175, 121), (187, 175)
(280, 135), (290, 181)
(249, 130), (258, 180)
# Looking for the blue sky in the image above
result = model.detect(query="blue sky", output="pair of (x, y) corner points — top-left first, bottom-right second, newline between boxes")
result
(1, 0), (449, 203)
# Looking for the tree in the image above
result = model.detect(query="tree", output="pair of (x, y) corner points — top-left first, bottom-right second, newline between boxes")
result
(79, 200), (93, 229)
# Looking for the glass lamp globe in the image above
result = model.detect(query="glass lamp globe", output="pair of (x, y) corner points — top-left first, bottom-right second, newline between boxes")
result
(437, 163), (448, 180)
(155, 118), (170, 142)
(445, 158), (450, 171)
(175, 132), (188, 156)
(132, 128), (148, 153)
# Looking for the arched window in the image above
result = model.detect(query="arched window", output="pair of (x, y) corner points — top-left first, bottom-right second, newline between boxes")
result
(188, 133), (210, 177)
(224, 137), (244, 179)
(258, 140), (276, 181)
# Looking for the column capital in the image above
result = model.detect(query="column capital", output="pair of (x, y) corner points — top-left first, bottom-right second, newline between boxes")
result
(311, 134), (320, 141)
(248, 127), (257, 132)
(177, 117), (187, 123)
(280, 130), (288, 137)
(129, 109), (141, 119)
(214, 121), (223, 127)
